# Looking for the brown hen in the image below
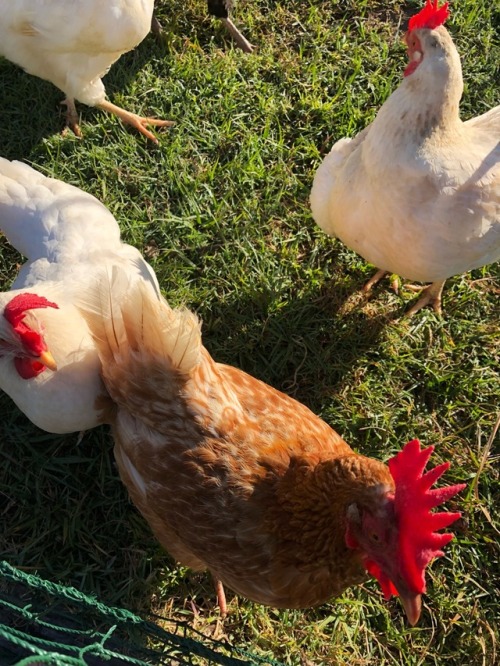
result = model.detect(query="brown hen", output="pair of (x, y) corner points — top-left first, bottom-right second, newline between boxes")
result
(80, 268), (464, 624)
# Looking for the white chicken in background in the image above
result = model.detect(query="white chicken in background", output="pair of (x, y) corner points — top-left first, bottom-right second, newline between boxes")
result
(0, 157), (159, 434)
(310, 0), (500, 315)
(0, 0), (173, 142)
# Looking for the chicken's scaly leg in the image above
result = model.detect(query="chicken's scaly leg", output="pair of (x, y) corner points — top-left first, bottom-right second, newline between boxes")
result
(363, 269), (388, 292)
(363, 269), (445, 315)
(219, 17), (255, 53)
(153, 7), (254, 52)
(363, 269), (400, 294)
(61, 98), (82, 138)
(97, 100), (175, 144)
(405, 280), (446, 317)
(213, 576), (227, 617)
(151, 14), (163, 37)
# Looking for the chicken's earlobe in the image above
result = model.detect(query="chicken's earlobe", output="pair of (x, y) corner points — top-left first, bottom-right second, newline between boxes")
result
(345, 503), (361, 549)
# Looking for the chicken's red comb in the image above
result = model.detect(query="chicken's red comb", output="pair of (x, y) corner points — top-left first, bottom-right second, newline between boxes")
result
(408, 0), (450, 32)
(4, 293), (59, 357)
(4, 293), (59, 327)
(389, 439), (465, 594)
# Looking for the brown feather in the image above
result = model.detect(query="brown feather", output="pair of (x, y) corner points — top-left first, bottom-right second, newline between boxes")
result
(80, 272), (395, 608)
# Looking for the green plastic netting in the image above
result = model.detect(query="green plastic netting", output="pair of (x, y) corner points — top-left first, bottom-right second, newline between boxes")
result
(0, 561), (283, 666)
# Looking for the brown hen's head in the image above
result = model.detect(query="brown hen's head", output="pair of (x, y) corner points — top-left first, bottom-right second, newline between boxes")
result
(0, 293), (59, 378)
(346, 439), (465, 625)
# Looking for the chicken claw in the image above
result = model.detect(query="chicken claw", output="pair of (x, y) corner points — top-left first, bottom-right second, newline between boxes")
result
(405, 280), (446, 316)
(363, 269), (388, 292)
(364, 269), (445, 315)
(61, 97), (82, 138)
(97, 100), (175, 143)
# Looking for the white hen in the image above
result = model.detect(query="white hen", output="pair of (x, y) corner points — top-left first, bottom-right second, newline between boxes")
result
(0, 0), (173, 142)
(0, 157), (159, 434)
(310, 0), (499, 315)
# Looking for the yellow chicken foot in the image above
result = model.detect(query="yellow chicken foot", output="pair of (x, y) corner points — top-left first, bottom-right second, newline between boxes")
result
(220, 17), (255, 53)
(97, 100), (175, 143)
(363, 268), (388, 292)
(405, 280), (446, 317)
(363, 269), (400, 294)
(61, 98), (82, 137)
(213, 576), (227, 617)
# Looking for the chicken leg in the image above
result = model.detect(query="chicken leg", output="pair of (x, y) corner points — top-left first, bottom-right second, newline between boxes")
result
(151, 7), (254, 53)
(218, 17), (255, 53)
(363, 269), (445, 316)
(213, 576), (227, 617)
(151, 14), (163, 37)
(97, 100), (174, 144)
(405, 280), (446, 316)
(363, 269), (400, 296)
(61, 98), (82, 138)
(363, 269), (389, 292)
(208, 0), (255, 53)
(61, 98), (174, 143)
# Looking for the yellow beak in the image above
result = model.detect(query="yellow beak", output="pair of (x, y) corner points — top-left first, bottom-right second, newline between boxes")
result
(38, 349), (58, 372)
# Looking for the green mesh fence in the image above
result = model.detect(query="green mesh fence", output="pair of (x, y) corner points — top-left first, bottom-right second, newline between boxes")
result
(0, 561), (283, 666)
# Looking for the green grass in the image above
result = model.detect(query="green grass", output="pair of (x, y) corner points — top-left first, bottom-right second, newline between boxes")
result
(0, 1), (499, 664)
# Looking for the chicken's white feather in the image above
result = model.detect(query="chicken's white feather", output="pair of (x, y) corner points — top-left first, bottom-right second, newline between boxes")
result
(0, 158), (159, 434)
(310, 22), (499, 306)
(0, 0), (154, 106)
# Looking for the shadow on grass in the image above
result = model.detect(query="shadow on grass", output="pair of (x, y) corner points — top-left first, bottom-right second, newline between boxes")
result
(197, 273), (391, 416)
(0, 406), (168, 605)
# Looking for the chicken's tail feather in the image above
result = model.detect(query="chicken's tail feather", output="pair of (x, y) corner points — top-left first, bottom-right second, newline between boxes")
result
(78, 267), (202, 404)
(464, 104), (500, 132)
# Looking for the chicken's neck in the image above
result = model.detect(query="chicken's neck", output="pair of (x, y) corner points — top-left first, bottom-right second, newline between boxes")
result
(371, 59), (463, 149)
(272, 454), (393, 570)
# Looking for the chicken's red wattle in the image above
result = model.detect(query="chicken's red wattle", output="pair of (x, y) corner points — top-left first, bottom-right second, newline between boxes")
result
(404, 34), (423, 77)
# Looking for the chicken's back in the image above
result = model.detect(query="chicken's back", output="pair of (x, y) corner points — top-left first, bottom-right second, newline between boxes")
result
(0, 158), (120, 262)
(465, 105), (500, 133)
(80, 270), (372, 607)
(0, 0), (154, 105)
(0, 158), (159, 292)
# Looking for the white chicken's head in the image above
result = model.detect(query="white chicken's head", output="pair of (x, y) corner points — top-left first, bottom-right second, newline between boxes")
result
(0, 293), (59, 378)
(403, 0), (462, 91)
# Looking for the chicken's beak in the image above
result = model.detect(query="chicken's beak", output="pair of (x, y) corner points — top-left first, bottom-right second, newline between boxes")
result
(398, 591), (422, 626)
(38, 349), (58, 372)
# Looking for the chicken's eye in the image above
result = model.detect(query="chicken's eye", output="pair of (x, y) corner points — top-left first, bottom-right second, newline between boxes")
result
(370, 533), (380, 543)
